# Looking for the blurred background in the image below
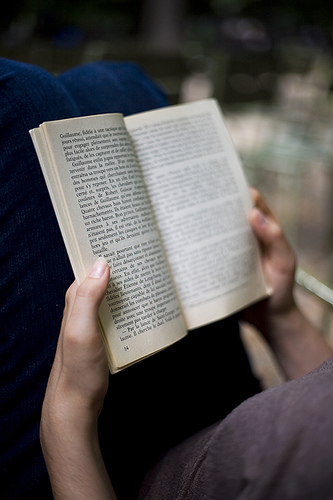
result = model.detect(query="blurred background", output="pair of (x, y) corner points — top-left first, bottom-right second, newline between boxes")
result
(3, 0), (333, 386)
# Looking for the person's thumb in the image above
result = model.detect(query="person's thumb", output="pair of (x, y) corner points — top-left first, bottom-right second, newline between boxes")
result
(67, 258), (110, 334)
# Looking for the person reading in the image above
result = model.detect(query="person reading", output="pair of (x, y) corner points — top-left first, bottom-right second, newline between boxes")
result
(1, 58), (264, 499)
(1, 57), (332, 500)
(40, 189), (333, 500)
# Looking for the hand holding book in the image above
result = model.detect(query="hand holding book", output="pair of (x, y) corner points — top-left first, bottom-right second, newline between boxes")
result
(30, 99), (270, 373)
(40, 191), (332, 499)
(40, 258), (117, 500)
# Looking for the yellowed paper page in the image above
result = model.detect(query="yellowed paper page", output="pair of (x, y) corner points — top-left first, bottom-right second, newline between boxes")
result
(31, 113), (187, 372)
(125, 99), (269, 330)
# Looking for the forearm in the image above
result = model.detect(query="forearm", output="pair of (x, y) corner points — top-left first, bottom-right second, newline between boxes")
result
(39, 261), (116, 498)
(40, 407), (117, 500)
(265, 304), (332, 380)
(247, 190), (332, 380)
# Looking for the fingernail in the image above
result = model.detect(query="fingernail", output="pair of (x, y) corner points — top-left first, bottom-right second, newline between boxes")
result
(89, 258), (108, 278)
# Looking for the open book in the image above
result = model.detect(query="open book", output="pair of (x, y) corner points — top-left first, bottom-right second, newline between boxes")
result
(30, 98), (269, 373)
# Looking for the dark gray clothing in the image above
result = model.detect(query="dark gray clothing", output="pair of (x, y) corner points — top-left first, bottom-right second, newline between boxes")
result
(140, 355), (333, 499)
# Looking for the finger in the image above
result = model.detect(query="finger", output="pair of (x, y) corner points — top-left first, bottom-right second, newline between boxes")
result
(63, 259), (110, 354)
(47, 280), (79, 391)
(60, 281), (79, 335)
(62, 259), (109, 332)
(249, 206), (282, 246)
(45, 260), (110, 409)
(75, 258), (110, 317)
(250, 187), (277, 223)
(249, 206), (295, 274)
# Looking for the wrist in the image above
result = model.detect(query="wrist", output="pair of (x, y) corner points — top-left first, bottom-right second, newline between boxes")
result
(40, 399), (115, 500)
(40, 398), (101, 482)
(264, 302), (332, 379)
(265, 300), (299, 341)
(41, 392), (100, 452)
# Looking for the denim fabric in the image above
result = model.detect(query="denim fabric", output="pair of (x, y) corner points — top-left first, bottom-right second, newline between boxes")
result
(0, 58), (261, 499)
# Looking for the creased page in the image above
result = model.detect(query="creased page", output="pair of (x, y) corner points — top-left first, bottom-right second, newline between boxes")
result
(125, 99), (269, 330)
(32, 113), (186, 372)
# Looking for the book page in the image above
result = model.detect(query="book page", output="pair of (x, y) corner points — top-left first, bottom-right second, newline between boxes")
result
(31, 114), (186, 372)
(125, 99), (270, 330)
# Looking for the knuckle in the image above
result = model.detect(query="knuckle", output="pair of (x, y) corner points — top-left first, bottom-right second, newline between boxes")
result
(75, 280), (97, 301)
(64, 284), (75, 307)
(251, 187), (260, 203)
